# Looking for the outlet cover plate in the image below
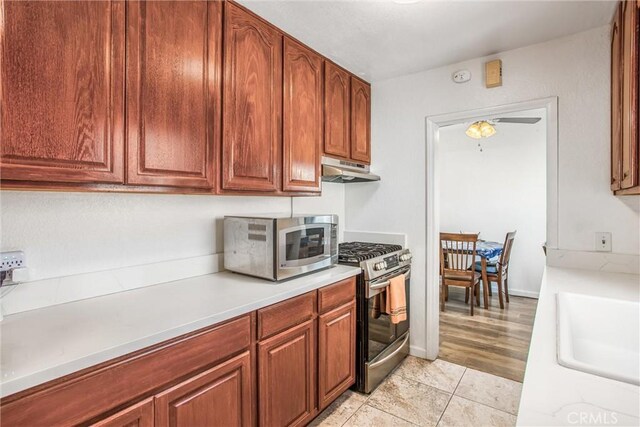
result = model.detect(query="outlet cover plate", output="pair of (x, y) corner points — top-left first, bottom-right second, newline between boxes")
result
(1, 251), (26, 272)
(595, 232), (612, 252)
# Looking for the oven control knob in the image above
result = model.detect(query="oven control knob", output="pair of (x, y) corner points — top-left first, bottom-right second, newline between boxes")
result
(400, 253), (412, 262)
(374, 262), (387, 271)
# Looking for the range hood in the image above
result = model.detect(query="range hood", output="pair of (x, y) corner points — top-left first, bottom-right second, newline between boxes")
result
(321, 156), (380, 183)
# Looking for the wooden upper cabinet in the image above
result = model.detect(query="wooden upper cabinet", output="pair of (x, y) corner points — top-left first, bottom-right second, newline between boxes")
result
(612, 0), (640, 195)
(350, 77), (371, 164)
(258, 319), (317, 427)
(91, 398), (154, 427)
(222, 2), (282, 192)
(283, 38), (323, 192)
(612, 3), (623, 191)
(154, 351), (253, 427)
(0, 0), (125, 184)
(126, 0), (221, 189)
(318, 300), (356, 411)
(620, 0), (639, 190)
(324, 62), (351, 160)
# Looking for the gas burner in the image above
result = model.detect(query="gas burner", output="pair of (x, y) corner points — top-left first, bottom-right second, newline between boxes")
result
(338, 242), (403, 264)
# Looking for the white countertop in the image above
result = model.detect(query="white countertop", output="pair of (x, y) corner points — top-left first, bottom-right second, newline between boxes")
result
(517, 267), (640, 426)
(0, 265), (361, 398)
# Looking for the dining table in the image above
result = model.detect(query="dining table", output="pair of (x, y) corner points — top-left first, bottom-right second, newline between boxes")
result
(475, 240), (504, 309)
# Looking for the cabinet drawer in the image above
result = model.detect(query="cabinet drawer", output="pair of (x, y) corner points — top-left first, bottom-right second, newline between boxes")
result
(318, 277), (356, 314)
(257, 291), (316, 340)
(0, 314), (252, 427)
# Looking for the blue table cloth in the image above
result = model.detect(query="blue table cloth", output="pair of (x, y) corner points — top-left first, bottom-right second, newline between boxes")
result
(442, 240), (503, 263)
(476, 240), (503, 263)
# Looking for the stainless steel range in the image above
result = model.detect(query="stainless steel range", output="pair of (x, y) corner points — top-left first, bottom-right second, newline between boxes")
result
(338, 242), (412, 393)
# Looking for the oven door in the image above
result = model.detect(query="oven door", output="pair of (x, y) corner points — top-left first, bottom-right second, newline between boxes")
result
(366, 266), (411, 362)
(276, 221), (337, 279)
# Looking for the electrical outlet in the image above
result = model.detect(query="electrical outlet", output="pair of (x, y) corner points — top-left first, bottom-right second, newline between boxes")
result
(595, 232), (612, 252)
(0, 251), (26, 272)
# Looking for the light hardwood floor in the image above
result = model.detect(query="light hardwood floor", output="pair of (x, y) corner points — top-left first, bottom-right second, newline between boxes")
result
(439, 286), (538, 382)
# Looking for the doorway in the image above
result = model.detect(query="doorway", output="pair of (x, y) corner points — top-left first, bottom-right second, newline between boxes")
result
(425, 97), (558, 372)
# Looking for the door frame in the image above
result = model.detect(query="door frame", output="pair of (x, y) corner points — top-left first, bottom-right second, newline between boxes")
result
(424, 96), (558, 360)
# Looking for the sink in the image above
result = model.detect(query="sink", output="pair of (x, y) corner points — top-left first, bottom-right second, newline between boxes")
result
(556, 292), (640, 385)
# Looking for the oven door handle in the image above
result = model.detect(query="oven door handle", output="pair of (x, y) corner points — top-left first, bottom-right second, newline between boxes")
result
(369, 333), (410, 369)
(370, 280), (391, 290)
(369, 268), (411, 290)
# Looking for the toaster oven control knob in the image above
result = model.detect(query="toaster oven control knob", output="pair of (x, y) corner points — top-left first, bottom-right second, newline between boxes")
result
(400, 253), (412, 262)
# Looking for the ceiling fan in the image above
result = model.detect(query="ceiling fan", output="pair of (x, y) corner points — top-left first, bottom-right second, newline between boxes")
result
(491, 117), (542, 124)
(440, 117), (541, 139)
(441, 116), (542, 152)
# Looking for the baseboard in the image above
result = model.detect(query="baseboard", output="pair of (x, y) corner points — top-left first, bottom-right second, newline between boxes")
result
(409, 345), (428, 359)
(507, 288), (539, 298)
(486, 283), (539, 298)
(1, 253), (224, 316)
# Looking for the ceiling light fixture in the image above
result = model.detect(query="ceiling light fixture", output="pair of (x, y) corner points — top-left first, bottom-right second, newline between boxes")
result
(465, 120), (496, 139)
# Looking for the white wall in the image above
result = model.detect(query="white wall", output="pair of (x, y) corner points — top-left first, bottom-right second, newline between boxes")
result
(0, 183), (345, 282)
(345, 25), (640, 356)
(438, 108), (547, 296)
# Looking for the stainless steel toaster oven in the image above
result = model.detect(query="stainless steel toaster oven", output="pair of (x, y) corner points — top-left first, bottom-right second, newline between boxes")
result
(224, 215), (338, 281)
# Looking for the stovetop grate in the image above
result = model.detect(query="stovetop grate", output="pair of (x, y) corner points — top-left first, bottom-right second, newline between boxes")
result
(338, 242), (403, 264)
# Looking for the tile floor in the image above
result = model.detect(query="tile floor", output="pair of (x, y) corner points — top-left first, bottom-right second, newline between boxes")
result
(311, 356), (522, 427)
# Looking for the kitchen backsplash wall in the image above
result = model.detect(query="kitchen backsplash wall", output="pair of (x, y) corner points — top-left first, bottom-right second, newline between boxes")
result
(0, 183), (345, 286)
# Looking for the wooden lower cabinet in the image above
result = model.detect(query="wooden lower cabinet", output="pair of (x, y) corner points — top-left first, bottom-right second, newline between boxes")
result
(91, 398), (155, 427)
(0, 279), (358, 427)
(0, 315), (252, 426)
(318, 300), (357, 410)
(258, 319), (317, 427)
(257, 280), (356, 426)
(154, 352), (253, 427)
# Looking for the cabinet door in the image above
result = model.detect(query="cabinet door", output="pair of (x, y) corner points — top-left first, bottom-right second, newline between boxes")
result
(283, 38), (323, 192)
(126, 0), (220, 189)
(611, 3), (624, 191)
(0, 1), (124, 184)
(621, 0), (639, 189)
(318, 300), (356, 410)
(222, 3), (282, 192)
(258, 320), (316, 427)
(91, 398), (154, 427)
(350, 77), (371, 164)
(155, 351), (253, 427)
(324, 62), (351, 160)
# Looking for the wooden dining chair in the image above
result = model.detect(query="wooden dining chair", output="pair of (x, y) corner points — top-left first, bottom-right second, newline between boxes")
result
(440, 233), (482, 316)
(476, 231), (516, 309)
